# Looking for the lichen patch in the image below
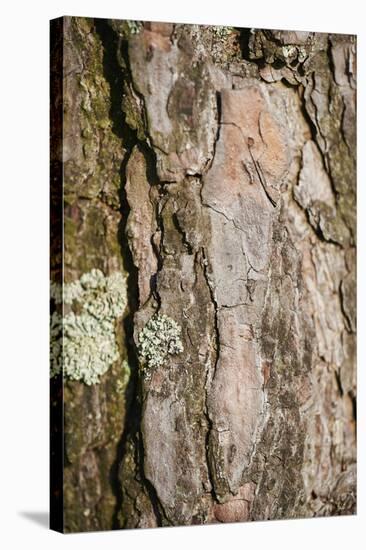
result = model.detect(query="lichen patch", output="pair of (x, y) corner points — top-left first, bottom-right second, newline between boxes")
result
(137, 313), (184, 378)
(50, 269), (127, 385)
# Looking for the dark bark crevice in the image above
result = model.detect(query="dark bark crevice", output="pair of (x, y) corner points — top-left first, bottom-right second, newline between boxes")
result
(94, 18), (165, 528)
(201, 246), (220, 503)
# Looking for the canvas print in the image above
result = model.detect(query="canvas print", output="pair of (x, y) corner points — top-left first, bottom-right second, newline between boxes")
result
(50, 17), (356, 532)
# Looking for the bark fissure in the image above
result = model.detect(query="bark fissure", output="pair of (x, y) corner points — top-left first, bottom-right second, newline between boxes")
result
(94, 19), (168, 529)
(201, 246), (221, 502)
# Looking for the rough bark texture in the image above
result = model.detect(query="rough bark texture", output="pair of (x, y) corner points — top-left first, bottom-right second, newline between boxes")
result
(53, 18), (356, 531)
(53, 17), (132, 532)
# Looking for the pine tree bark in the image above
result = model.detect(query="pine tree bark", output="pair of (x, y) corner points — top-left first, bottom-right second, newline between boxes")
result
(52, 18), (356, 531)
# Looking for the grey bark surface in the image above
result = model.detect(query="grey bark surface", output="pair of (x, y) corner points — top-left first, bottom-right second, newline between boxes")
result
(58, 18), (356, 531)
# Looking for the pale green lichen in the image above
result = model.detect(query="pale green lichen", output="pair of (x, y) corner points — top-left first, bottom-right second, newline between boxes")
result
(50, 279), (83, 305)
(50, 269), (127, 385)
(282, 45), (297, 59)
(126, 20), (142, 35)
(212, 26), (235, 38)
(137, 314), (184, 377)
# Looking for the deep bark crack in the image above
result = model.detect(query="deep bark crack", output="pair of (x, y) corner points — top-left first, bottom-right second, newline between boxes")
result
(94, 18), (165, 528)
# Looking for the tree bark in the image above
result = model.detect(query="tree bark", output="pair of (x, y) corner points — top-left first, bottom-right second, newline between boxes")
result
(51, 17), (132, 532)
(51, 18), (356, 531)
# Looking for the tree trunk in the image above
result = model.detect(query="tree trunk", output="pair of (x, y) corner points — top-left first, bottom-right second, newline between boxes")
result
(50, 17), (356, 532)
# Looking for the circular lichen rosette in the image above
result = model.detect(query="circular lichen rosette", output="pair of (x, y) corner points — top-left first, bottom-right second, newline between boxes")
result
(137, 313), (184, 379)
